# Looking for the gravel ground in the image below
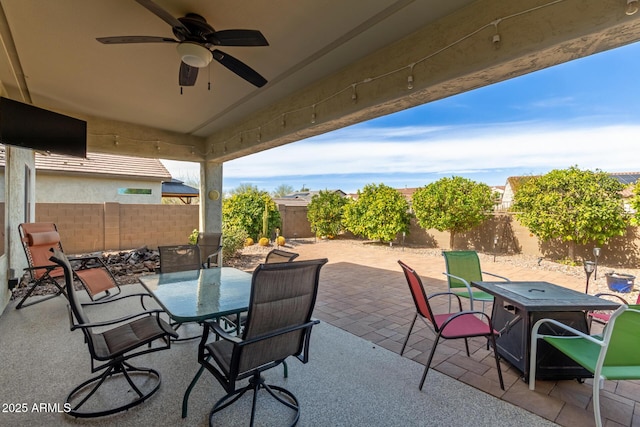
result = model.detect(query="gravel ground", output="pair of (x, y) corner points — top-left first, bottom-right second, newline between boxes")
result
(11, 238), (640, 303)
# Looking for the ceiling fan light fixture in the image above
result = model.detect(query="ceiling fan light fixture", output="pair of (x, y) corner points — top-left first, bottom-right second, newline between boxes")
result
(176, 42), (212, 68)
(627, 0), (639, 15)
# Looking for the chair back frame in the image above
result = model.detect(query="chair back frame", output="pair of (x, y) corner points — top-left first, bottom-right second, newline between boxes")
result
(398, 260), (436, 325)
(158, 244), (202, 273)
(264, 249), (299, 264)
(442, 250), (483, 290)
(196, 232), (223, 268)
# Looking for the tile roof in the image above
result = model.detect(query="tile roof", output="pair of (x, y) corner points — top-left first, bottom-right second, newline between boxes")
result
(34, 152), (171, 180)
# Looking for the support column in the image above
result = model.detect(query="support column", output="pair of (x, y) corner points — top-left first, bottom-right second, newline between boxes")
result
(200, 161), (223, 235)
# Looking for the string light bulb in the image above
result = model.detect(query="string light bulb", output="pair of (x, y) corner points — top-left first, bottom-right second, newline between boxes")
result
(407, 63), (415, 90)
(351, 84), (358, 102)
(627, 0), (639, 15)
(491, 19), (502, 49)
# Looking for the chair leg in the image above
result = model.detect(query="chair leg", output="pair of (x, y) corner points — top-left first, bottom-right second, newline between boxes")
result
(209, 372), (300, 427)
(66, 362), (161, 418)
(489, 333), (505, 390)
(592, 377), (603, 427)
(401, 313), (418, 355)
(463, 338), (470, 357)
(15, 280), (65, 309)
(419, 332), (442, 390)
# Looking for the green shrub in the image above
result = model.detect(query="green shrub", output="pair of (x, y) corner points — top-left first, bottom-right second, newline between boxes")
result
(188, 229), (199, 245)
(222, 224), (248, 260)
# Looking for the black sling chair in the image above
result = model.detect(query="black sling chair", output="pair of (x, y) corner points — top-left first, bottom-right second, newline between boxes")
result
(192, 258), (327, 426)
(49, 248), (178, 418)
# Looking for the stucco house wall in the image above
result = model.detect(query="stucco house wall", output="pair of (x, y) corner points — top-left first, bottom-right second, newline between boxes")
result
(34, 152), (171, 205)
(36, 174), (163, 204)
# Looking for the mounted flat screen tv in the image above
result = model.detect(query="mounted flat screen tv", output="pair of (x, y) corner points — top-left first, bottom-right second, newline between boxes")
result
(0, 97), (86, 158)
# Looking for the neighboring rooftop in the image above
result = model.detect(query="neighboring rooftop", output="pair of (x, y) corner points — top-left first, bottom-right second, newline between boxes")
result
(162, 179), (199, 204)
(35, 152), (171, 180)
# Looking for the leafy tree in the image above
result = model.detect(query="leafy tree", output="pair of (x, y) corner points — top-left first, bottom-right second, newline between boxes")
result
(631, 179), (640, 227)
(307, 190), (349, 238)
(222, 188), (281, 241)
(272, 184), (294, 198)
(343, 183), (410, 242)
(229, 183), (259, 195)
(412, 176), (494, 249)
(512, 166), (628, 260)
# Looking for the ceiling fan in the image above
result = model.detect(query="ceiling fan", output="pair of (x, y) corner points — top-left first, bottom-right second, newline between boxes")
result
(97, 0), (269, 88)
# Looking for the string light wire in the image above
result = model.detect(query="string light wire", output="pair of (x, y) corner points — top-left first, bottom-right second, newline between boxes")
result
(90, 0), (568, 158)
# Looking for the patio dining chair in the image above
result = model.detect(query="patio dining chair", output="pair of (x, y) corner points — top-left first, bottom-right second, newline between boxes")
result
(587, 293), (640, 330)
(197, 232), (223, 268)
(398, 260), (504, 391)
(264, 248), (299, 263)
(49, 248), (178, 418)
(529, 305), (640, 427)
(196, 258), (327, 426)
(158, 244), (205, 340)
(442, 250), (510, 312)
(16, 222), (124, 309)
(224, 248), (300, 356)
(158, 244), (202, 273)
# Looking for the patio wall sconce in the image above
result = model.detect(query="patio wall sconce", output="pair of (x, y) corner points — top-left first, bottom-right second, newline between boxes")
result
(593, 247), (601, 280)
(493, 236), (499, 262)
(584, 260), (595, 294)
(627, 0), (639, 16)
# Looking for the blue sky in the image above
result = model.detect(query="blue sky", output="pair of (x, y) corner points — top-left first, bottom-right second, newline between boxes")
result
(162, 40), (640, 194)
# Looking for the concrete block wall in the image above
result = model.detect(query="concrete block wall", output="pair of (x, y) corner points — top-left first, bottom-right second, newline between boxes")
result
(35, 202), (198, 254)
(28, 202), (640, 268)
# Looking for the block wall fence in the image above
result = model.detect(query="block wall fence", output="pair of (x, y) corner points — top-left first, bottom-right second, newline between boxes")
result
(31, 202), (640, 268)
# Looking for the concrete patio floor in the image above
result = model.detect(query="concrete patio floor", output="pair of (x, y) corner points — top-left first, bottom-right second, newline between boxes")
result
(1, 237), (637, 426)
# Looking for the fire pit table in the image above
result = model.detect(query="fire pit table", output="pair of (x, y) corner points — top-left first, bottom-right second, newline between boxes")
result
(472, 281), (620, 381)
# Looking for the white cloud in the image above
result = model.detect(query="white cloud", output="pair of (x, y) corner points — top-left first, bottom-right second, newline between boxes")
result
(222, 122), (640, 178)
(161, 121), (639, 191)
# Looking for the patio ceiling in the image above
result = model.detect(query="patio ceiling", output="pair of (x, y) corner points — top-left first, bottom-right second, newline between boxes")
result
(1, 0), (639, 165)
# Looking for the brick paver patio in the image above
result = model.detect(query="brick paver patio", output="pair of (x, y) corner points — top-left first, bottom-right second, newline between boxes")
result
(285, 238), (640, 427)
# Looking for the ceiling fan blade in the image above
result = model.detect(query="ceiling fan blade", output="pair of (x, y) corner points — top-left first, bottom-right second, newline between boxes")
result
(212, 49), (267, 88)
(179, 62), (199, 86)
(96, 36), (177, 44)
(208, 30), (269, 46)
(135, 0), (189, 32)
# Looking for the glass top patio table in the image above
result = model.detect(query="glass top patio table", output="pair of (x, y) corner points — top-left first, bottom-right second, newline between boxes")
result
(138, 267), (252, 323)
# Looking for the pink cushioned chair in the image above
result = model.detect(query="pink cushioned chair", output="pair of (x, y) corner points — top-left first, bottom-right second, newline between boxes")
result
(398, 260), (504, 390)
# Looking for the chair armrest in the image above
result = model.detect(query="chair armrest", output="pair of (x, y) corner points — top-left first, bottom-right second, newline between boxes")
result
(482, 271), (510, 282)
(238, 320), (320, 347)
(531, 318), (603, 345)
(427, 291), (464, 311)
(204, 319), (242, 344)
(442, 272), (472, 290)
(81, 292), (152, 306)
(594, 293), (628, 305)
(69, 308), (166, 331)
(205, 246), (223, 268)
(23, 264), (58, 273)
